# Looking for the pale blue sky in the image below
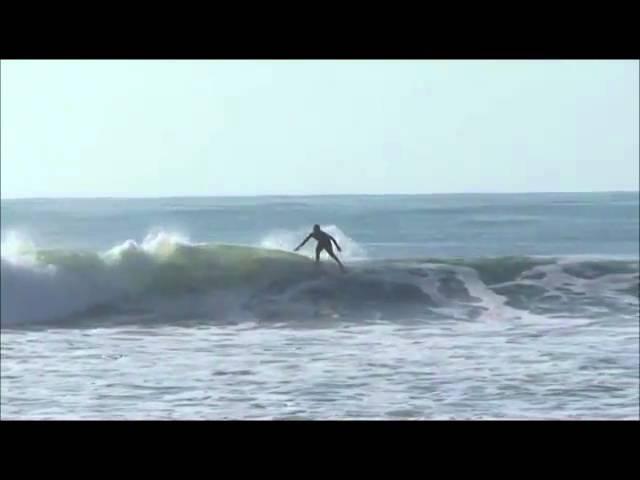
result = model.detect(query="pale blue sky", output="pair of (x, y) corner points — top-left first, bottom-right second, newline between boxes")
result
(1, 60), (638, 198)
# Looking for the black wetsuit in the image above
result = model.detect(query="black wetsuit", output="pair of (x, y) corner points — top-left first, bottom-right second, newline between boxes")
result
(295, 228), (345, 272)
(311, 230), (335, 260)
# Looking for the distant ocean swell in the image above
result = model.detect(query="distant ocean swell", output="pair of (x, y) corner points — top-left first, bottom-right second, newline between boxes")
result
(1, 230), (637, 327)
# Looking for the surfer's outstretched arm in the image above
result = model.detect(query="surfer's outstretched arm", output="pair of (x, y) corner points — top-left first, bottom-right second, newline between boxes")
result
(294, 234), (312, 252)
(329, 235), (342, 252)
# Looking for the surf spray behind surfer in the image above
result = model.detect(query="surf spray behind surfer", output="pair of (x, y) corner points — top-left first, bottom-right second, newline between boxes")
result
(294, 224), (346, 272)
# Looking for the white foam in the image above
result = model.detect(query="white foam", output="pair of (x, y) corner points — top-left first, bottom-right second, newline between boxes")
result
(102, 230), (192, 263)
(1, 229), (194, 327)
(1, 230), (40, 268)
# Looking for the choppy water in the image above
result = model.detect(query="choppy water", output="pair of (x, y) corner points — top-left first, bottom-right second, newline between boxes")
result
(1, 193), (638, 419)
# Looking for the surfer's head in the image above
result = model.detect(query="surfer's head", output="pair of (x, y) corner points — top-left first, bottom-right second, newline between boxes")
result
(313, 224), (321, 233)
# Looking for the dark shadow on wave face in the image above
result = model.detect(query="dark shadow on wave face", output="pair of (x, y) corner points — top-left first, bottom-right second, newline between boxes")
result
(562, 261), (638, 280)
(291, 279), (429, 304)
(435, 274), (482, 303)
(2, 300), (465, 332)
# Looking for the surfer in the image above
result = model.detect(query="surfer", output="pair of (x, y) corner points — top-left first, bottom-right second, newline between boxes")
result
(294, 224), (346, 272)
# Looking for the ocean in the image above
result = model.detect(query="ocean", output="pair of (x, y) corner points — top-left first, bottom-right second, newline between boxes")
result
(1, 192), (638, 419)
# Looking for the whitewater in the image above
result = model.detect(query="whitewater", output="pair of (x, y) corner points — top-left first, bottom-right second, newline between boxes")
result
(1, 193), (638, 419)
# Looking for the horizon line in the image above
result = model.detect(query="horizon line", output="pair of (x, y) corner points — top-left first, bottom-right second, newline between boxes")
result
(1, 190), (639, 201)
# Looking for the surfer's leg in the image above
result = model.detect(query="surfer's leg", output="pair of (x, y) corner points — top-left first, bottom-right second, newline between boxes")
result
(330, 253), (346, 272)
(325, 246), (345, 272)
(315, 244), (322, 265)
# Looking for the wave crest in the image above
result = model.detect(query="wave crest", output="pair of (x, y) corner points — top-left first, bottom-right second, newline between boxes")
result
(2, 232), (637, 327)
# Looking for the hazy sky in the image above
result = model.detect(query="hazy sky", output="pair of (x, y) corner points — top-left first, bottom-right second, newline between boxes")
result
(1, 60), (638, 198)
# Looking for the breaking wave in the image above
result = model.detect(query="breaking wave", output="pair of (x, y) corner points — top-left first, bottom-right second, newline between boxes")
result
(1, 231), (638, 328)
